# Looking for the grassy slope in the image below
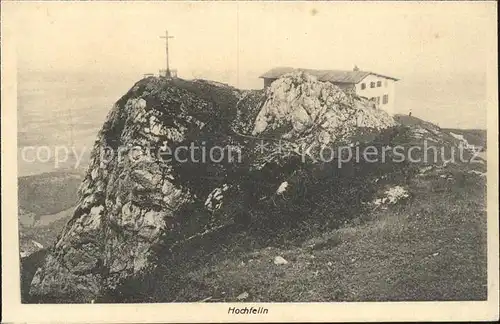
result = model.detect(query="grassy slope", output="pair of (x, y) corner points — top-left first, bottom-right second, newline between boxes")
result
(165, 166), (486, 302)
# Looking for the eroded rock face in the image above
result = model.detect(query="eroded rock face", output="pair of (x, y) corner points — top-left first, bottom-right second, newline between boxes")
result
(30, 78), (246, 300)
(30, 73), (395, 301)
(252, 72), (395, 155)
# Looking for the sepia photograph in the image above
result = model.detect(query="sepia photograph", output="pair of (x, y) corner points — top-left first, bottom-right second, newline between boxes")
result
(1, 0), (498, 322)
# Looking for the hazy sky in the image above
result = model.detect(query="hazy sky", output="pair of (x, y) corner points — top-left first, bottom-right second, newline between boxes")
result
(4, 1), (496, 128)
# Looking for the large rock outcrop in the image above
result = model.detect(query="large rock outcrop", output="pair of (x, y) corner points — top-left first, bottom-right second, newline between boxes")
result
(30, 72), (395, 301)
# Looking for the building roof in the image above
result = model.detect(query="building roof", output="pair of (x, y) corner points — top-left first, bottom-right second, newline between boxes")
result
(260, 67), (399, 83)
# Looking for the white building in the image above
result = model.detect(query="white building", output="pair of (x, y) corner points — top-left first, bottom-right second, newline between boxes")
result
(260, 67), (399, 115)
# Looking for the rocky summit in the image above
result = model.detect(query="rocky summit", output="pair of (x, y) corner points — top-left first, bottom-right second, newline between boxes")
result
(29, 72), (395, 301)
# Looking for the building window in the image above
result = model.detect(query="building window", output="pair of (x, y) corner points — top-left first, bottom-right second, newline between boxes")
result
(384, 80), (388, 87)
(377, 81), (382, 87)
(370, 82), (375, 88)
(361, 83), (366, 90)
(382, 94), (389, 104)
